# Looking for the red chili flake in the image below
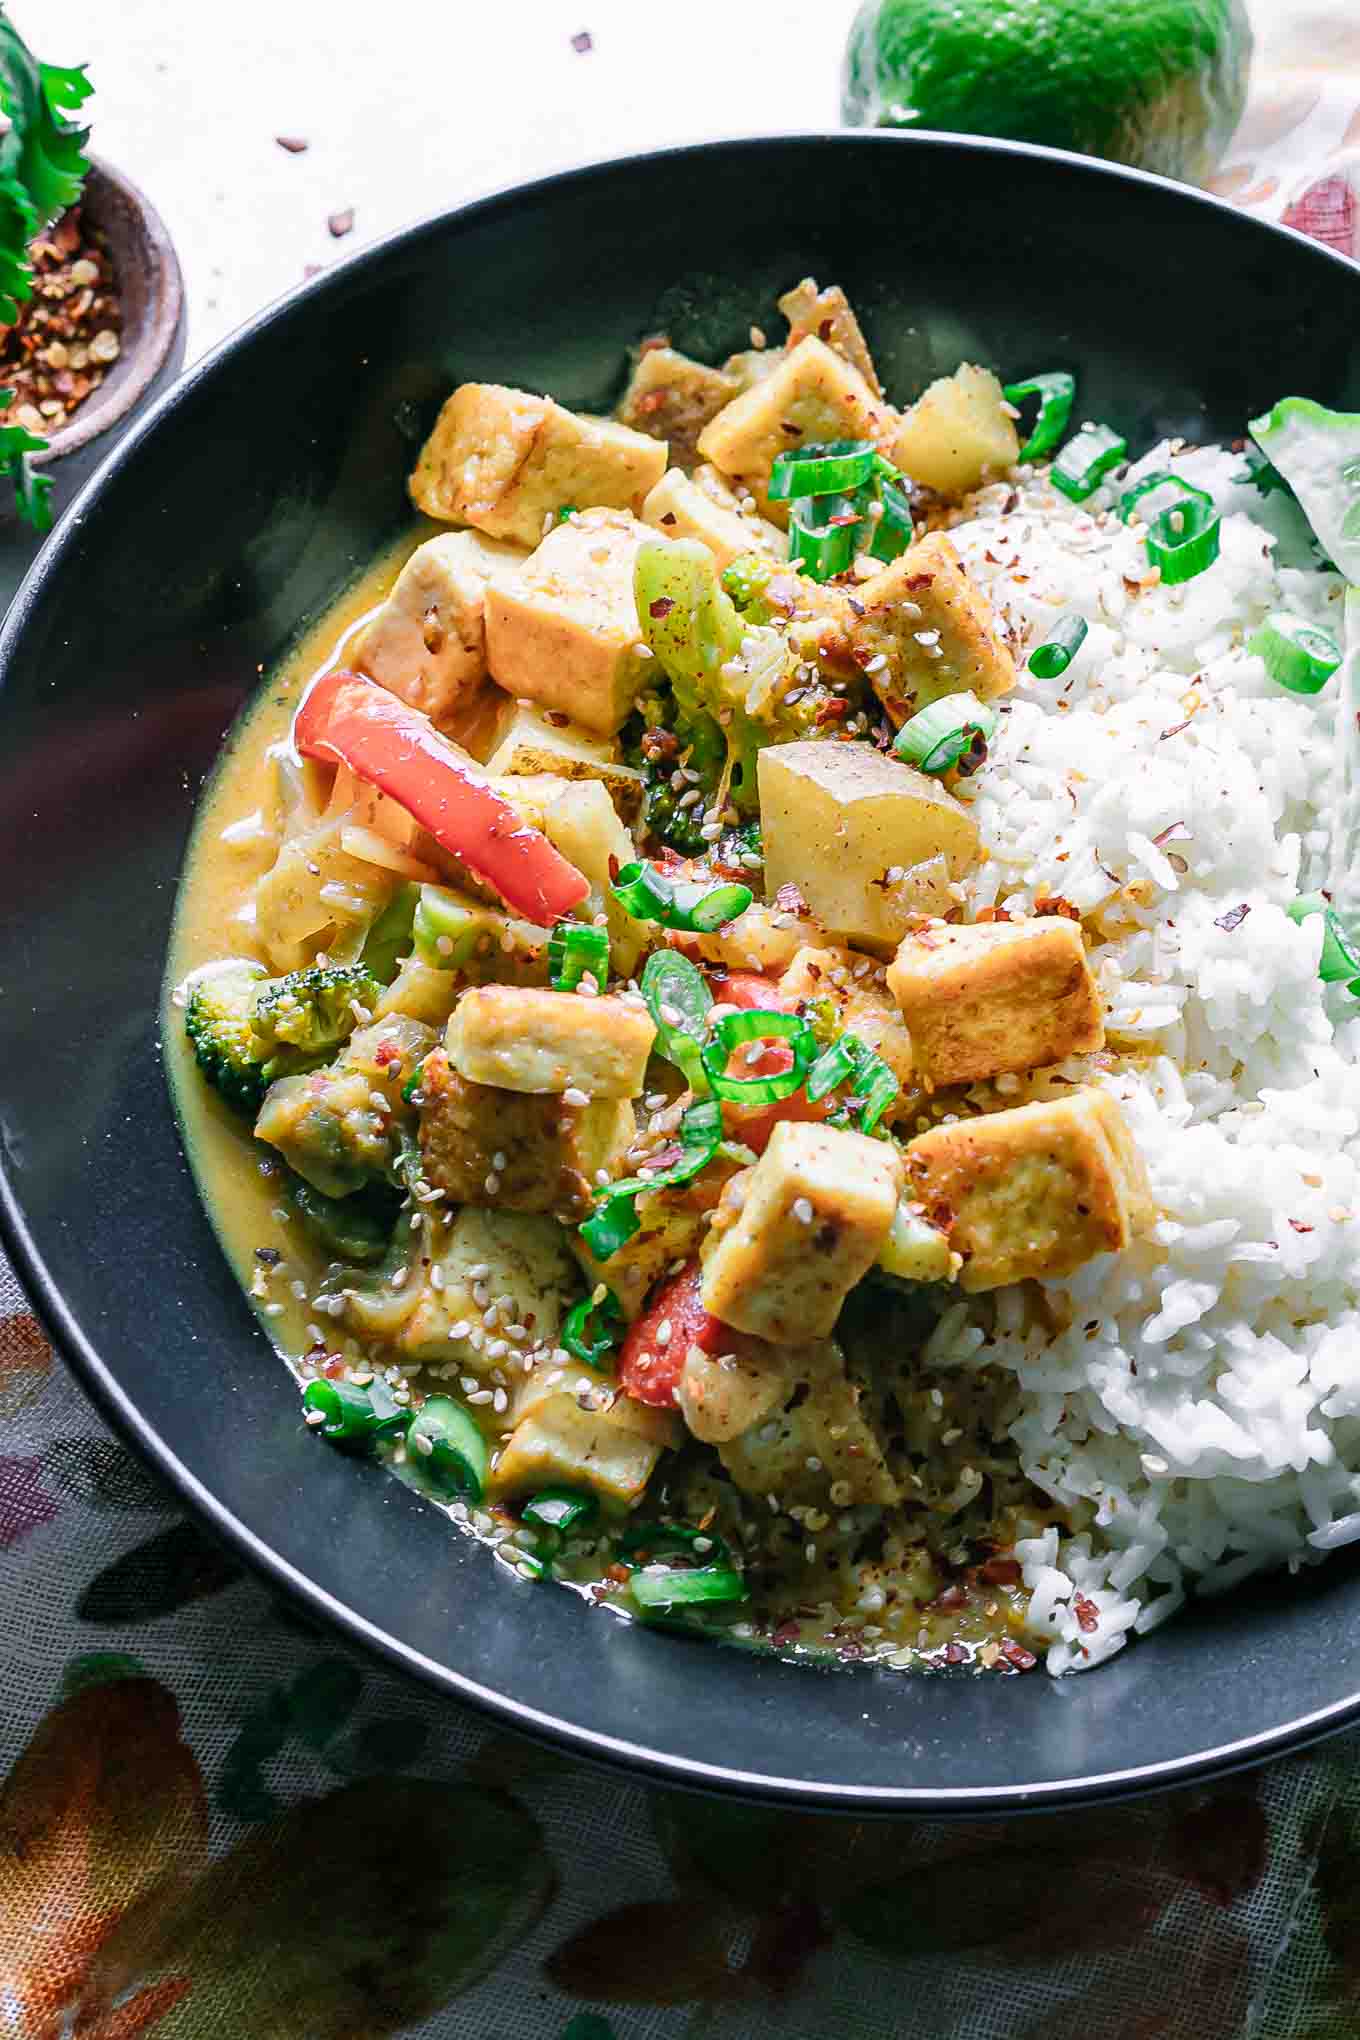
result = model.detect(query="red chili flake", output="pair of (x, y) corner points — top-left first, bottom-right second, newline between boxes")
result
(1214, 903), (1251, 933)
(1033, 896), (1080, 920)
(373, 1041), (400, 1067)
(637, 388), (669, 414)
(1151, 820), (1190, 847)
(1289, 1219), (1316, 1234)
(928, 1583), (967, 1612)
(302, 263), (323, 280)
(327, 209), (355, 238)
(815, 699), (848, 724)
(1073, 1593), (1100, 1633)
(942, 1642), (969, 1665)
(771, 1619), (801, 1647)
(978, 1556), (1023, 1587)
(999, 1640), (1038, 1671)
(659, 510), (678, 526)
(773, 881), (809, 915)
(320, 1353), (348, 1379)
(827, 510), (860, 527)
(570, 28), (594, 52)
(276, 134), (309, 153)
(1159, 718), (1192, 742)
(649, 596), (675, 619)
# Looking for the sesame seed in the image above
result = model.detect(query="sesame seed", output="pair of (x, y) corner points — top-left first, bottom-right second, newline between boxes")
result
(412, 1429), (435, 1456)
(304, 1407), (326, 1426)
(449, 1320), (471, 1341)
(792, 1197), (815, 1225)
(563, 1086), (590, 1107)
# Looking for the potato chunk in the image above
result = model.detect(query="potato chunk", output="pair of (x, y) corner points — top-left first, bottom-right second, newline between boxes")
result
(891, 364), (1020, 498)
(484, 700), (644, 819)
(757, 739), (979, 951)
(410, 383), (666, 546)
(483, 509), (651, 735)
(778, 277), (883, 398)
(718, 1340), (898, 1506)
(489, 1394), (660, 1511)
(849, 534), (1016, 725)
(399, 1208), (576, 1366)
(352, 531), (526, 723)
(445, 984), (655, 1098)
(616, 345), (740, 469)
(417, 1047), (633, 1216)
(697, 337), (896, 526)
(903, 1088), (1153, 1292)
(887, 916), (1104, 1085)
(779, 943), (915, 1093)
(701, 1121), (901, 1342)
(642, 466), (786, 571)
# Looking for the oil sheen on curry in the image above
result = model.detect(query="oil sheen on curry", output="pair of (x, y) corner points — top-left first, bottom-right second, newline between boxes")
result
(170, 278), (1166, 1678)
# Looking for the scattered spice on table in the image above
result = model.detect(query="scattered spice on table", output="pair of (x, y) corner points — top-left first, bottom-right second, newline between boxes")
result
(571, 29), (594, 52)
(327, 209), (355, 239)
(0, 205), (123, 437)
(275, 134), (309, 153)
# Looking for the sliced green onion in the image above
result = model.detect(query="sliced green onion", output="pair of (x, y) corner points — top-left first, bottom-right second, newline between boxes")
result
(852, 1054), (900, 1134)
(406, 1396), (489, 1502)
(563, 1287), (623, 1366)
(865, 471), (915, 562)
(1147, 491), (1220, 586)
(1248, 612), (1342, 695)
(892, 691), (998, 775)
(579, 1098), (724, 1260)
(640, 949), (713, 1096)
(1028, 614), (1089, 680)
(618, 1520), (730, 1563)
(806, 1032), (865, 1103)
(1003, 371), (1076, 463)
(721, 552), (774, 609)
(611, 860), (752, 934)
(768, 438), (876, 500)
(1118, 469), (1186, 526)
(631, 1564), (747, 1608)
(1050, 423), (1127, 502)
(548, 920), (609, 991)
(788, 493), (860, 582)
(557, 504), (578, 523)
(523, 1489), (599, 1539)
(302, 1376), (410, 1451)
(1288, 893), (1360, 984)
(700, 1009), (816, 1104)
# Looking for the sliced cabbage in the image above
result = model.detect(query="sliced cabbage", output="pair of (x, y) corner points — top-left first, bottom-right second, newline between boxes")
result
(1249, 396), (1360, 582)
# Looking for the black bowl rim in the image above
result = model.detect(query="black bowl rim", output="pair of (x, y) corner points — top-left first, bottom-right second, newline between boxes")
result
(5, 128), (1360, 1814)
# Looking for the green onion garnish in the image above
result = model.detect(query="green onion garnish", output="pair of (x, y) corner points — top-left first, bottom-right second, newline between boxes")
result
(557, 504), (578, 523)
(640, 949), (713, 1096)
(1118, 470), (1186, 526)
(1028, 613), (1089, 680)
(412, 886), (481, 968)
(618, 1520), (729, 1563)
(721, 552), (774, 609)
(865, 469), (915, 563)
(302, 1376), (410, 1451)
(611, 860), (752, 934)
(1288, 893), (1360, 985)
(562, 1286), (623, 1365)
(1050, 423), (1127, 502)
(548, 920), (609, 991)
(852, 1054), (900, 1134)
(630, 1564), (747, 1608)
(1003, 371), (1076, 463)
(892, 691), (998, 775)
(768, 438), (877, 501)
(1248, 612), (1342, 695)
(805, 1031), (899, 1131)
(579, 1098), (724, 1260)
(1146, 489), (1220, 586)
(805, 1033), (864, 1103)
(700, 1009), (816, 1104)
(523, 1489), (599, 1539)
(788, 492), (860, 582)
(406, 1396), (489, 1502)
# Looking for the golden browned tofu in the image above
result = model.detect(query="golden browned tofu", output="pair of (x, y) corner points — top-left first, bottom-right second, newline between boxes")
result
(353, 531), (526, 723)
(849, 533), (1017, 725)
(484, 700), (645, 819)
(888, 916), (1104, 1085)
(616, 345), (740, 469)
(718, 1340), (899, 1507)
(569, 1187), (712, 1320)
(903, 1088), (1153, 1292)
(891, 364), (1020, 497)
(696, 337), (896, 526)
(399, 1208), (576, 1367)
(677, 1341), (793, 1444)
(417, 1047), (633, 1216)
(483, 510), (652, 735)
(445, 984), (655, 1098)
(409, 382), (667, 546)
(779, 943), (915, 1094)
(700, 1122), (901, 1341)
(778, 277), (883, 397)
(757, 739), (979, 951)
(641, 466), (786, 571)
(489, 1394), (661, 1510)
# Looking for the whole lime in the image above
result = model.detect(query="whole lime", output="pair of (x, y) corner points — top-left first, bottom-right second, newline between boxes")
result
(842, 0), (1253, 182)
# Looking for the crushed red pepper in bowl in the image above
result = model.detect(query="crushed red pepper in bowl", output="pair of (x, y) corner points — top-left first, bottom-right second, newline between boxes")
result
(1, 204), (123, 439)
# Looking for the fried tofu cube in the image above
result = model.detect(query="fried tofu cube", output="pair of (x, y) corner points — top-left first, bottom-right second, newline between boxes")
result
(904, 1088), (1153, 1292)
(483, 509), (651, 735)
(779, 944), (915, 1094)
(641, 466), (786, 571)
(758, 739), (979, 951)
(877, 1201), (954, 1283)
(696, 337), (896, 526)
(352, 531), (526, 723)
(677, 1339), (793, 1445)
(778, 277), (883, 397)
(616, 345), (741, 469)
(445, 984), (655, 1098)
(410, 382), (667, 547)
(887, 916), (1104, 1085)
(399, 1208), (576, 1367)
(891, 364), (1020, 498)
(417, 1047), (633, 1216)
(849, 534), (1017, 724)
(700, 1121), (901, 1342)
(489, 1394), (661, 1511)
(718, 1339), (899, 1506)
(484, 700), (645, 819)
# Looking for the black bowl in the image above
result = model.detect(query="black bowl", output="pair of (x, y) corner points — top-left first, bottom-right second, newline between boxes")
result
(4, 134), (1360, 1813)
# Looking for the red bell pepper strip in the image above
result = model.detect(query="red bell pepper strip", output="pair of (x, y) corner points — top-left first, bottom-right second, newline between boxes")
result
(295, 670), (589, 925)
(618, 1261), (759, 1409)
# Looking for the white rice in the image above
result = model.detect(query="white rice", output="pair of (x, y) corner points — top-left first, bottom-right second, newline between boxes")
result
(927, 442), (1358, 1673)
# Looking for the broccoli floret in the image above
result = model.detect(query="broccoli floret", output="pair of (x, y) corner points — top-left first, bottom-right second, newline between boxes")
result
(253, 964), (381, 1054)
(721, 551), (775, 615)
(185, 962), (317, 1116)
(254, 1016), (436, 1198)
(627, 690), (726, 856)
(283, 1170), (400, 1264)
